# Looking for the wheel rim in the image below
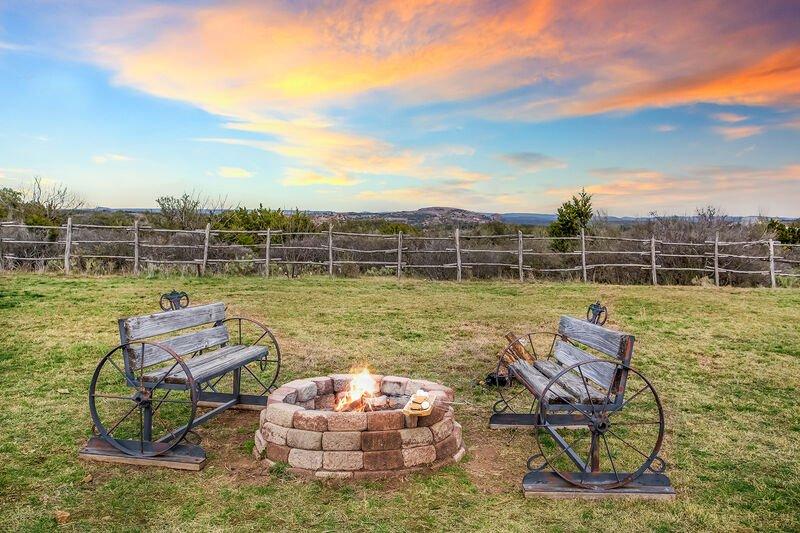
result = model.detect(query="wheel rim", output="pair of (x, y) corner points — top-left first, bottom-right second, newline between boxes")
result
(88, 342), (197, 457)
(536, 360), (665, 489)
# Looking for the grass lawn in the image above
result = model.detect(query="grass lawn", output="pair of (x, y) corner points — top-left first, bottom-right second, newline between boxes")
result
(1, 274), (798, 531)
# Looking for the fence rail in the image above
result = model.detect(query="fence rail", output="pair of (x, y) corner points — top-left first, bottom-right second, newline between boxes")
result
(1, 220), (797, 287)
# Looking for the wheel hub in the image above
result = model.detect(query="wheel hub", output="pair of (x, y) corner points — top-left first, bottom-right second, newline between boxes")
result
(590, 414), (611, 434)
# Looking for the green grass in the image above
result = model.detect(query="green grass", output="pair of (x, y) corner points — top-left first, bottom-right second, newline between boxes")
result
(0, 274), (798, 531)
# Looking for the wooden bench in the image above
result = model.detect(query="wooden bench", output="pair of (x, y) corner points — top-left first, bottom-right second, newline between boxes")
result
(82, 302), (281, 469)
(489, 315), (670, 496)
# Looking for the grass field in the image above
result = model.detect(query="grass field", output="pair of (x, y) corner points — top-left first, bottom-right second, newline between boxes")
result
(1, 274), (798, 531)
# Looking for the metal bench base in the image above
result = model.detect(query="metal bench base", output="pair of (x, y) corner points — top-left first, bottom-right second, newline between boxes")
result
(523, 471), (675, 500)
(79, 437), (206, 471)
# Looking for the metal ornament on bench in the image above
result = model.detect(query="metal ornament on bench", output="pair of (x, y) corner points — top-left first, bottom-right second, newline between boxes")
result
(160, 290), (190, 311)
(82, 301), (281, 469)
(488, 316), (673, 498)
(586, 301), (608, 325)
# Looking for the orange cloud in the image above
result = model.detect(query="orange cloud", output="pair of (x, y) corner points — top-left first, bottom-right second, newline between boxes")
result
(713, 125), (764, 140)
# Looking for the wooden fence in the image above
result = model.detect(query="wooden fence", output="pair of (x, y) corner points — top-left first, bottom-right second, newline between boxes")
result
(1, 218), (798, 287)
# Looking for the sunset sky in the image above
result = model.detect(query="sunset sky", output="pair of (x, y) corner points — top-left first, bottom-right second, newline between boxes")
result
(1, 1), (799, 216)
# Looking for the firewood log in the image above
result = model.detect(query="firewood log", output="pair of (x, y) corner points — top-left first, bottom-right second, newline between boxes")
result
(504, 331), (535, 363)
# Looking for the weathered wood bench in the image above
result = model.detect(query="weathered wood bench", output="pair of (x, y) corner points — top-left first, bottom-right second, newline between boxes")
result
(82, 302), (281, 469)
(489, 315), (672, 497)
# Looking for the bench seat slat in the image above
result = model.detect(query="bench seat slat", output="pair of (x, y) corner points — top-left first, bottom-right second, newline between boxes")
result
(558, 315), (630, 359)
(142, 345), (267, 385)
(533, 360), (607, 403)
(121, 302), (226, 341)
(509, 361), (577, 403)
(553, 340), (616, 391)
(131, 326), (230, 367)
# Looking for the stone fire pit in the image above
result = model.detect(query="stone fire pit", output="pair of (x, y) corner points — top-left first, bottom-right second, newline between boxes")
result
(253, 373), (465, 480)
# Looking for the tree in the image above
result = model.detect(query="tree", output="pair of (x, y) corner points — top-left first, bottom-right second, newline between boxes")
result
(767, 219), (800, 244)
(152, 193), (209, 229)
(548, 189), (593, 251)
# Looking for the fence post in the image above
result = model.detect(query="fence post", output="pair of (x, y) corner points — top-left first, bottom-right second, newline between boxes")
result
(455, 227), (462, 282)
(63, 216), (73, 274)
(713, 231), (720, 287)
(580, 227), (587, 283)
(0, 224), (4, 272)
(650, 236), (657, 286)
(396, 231), (403, 279)
(768, 239), (776, 288)
(328, 223), (334, 276)
(264, 228), (271, 278)
(201, 222), (210, 275)
(132, 220), (140, 275)
(517, 230), (524, 282)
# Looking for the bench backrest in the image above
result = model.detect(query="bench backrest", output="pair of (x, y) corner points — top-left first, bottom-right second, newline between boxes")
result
(118, 302), (228, 371)
(555, 315), (634, 394)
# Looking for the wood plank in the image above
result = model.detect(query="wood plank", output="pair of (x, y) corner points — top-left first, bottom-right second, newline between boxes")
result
(78, 437), (205, 471)
(121, 302), (226, 341)
(509, 361), (577, 403)
(534, 360), (606, 403)
(143, 345), (268, 384)
(558, 315), (631, 359)
(141, 344), (244, 382)
(131, 325), (230, 367)
(553, 340), (616, 391)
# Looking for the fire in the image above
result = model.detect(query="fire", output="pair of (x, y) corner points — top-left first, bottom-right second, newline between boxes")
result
(334, 367), (379, 412)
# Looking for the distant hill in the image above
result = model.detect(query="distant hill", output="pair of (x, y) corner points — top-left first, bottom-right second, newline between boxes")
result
(87, 206), (786, 227)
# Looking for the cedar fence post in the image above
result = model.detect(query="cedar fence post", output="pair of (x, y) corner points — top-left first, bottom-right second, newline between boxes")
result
(0, 223), (4, 272)
(713, 231), (720, 287)
(63, 216), (73, 274)
(768, 238), (776, 288)
(580, 227), (587, 283)
(328, 223), (334, 276)
(264, 228), (271, 278)
(201, 222), (210, 275)
(517, 230), (524, 282)
(650, 235), (657, 286)
(396, 231), (403, 279)
(133, 220), (140, 275)
(455, 227), (462, 282)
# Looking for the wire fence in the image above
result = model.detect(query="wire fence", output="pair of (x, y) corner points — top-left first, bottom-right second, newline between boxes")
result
(1, 219), (798, 287)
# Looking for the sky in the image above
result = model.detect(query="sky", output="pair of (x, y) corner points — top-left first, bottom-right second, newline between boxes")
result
(1, 0), (799, 216)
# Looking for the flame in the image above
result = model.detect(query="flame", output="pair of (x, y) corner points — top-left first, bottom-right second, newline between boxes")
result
(334, 367), (379, 412)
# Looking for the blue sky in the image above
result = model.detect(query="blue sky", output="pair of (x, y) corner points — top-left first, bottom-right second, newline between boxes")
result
(1, 1), (799, 216)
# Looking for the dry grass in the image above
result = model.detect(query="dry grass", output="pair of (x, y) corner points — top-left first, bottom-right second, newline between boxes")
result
(0, 274), (798, 531)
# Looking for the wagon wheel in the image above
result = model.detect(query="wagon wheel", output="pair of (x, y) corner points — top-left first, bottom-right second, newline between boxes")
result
(536, 360), (665, 490)
(159, 292), (189, 311)
(492, 333), (559, 415)
(201, 317), (281, 399)
(89, 342), (198, 457)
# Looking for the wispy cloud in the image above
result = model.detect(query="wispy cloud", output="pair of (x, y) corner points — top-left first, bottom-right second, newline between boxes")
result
(711, 112), (749, 123)
(92, 153), (133, 164)
(216, 166), (253, 179)
(654, 124), (676, 133)
(282, 168), (358, 187)
(713, 125), (763, 140)
(500, 152), (566, 173)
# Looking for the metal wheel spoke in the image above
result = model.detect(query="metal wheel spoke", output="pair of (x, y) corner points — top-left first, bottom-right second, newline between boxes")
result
(151, 389), (172, 414)
(148, 361), (180, 391)
(607, 429), (652, 461)
(139, 407), (144, 452)
(613, 420), (661, 426)
(615, 384), (649, 412)
(577, 366), (596, 416)
(243, 364), (269, 395)
(602, 434), (620, 482)
(108, 356), (137, 388)
(106, 404), (138, 435)
(543, 432), (588, 467)
(91, 393), (133, 401)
